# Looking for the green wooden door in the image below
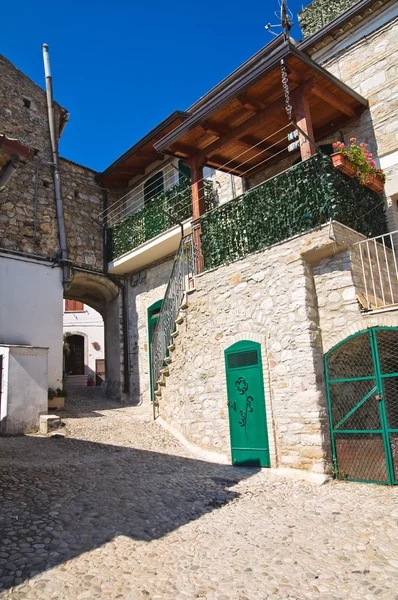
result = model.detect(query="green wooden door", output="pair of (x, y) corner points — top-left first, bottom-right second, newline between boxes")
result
(325, 327), (398, 485)
(225, 341), (270, 467)
(147, 300), (163, 402)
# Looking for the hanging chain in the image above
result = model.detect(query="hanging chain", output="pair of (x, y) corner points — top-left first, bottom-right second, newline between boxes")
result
(280, 59), (293, 122)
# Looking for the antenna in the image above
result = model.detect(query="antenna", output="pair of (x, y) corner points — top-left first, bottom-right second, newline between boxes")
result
(265, 0), (294, 39)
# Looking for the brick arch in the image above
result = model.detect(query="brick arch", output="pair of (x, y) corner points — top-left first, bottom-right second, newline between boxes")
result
(323, 313), (398, 354)
(221, 332), (277, 468)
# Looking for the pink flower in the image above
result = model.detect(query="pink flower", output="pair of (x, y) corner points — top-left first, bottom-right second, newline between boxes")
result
(332, 142), (339, 148)
(360, 142), (367, 147)
(350, 137), (356, 142)
(340, 143), (345, 148)
(367, 153), (373, 157)
(370, 160), (376, 167)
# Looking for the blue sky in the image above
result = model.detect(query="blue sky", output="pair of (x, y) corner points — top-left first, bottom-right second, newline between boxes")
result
(2, 0), (306, 172)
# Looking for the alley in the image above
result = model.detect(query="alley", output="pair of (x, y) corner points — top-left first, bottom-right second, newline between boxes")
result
(0, 390), (398, 600)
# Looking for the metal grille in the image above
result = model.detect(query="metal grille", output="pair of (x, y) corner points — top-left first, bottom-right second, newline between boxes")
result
(376, 329), (398, 375)
(327, 332), (373, 380)
(326, 328), (398, 485)
(329, 381), (379, 431)
(381, 377), (398, 429)
(150, 234), (196, 403)
(227, 351), (258, 370)
(334, 433), (389, 482)
(390, 433), (398, 482)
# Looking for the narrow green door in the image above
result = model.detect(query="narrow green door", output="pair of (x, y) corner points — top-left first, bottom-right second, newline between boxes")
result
(225, 340), (270, 467)
(147, 300), (163, 402)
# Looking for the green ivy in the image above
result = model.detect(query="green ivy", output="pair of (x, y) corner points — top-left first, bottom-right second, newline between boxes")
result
(200, 154), (387, 271)
(299, 0), (358, 38)
(108, 178), (214, 260)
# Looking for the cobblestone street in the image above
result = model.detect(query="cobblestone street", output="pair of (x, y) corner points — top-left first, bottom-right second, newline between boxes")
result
(0, 389), (398, 600)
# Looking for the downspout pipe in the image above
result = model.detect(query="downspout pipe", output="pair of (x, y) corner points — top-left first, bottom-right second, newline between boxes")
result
(42, 43), (72, 291)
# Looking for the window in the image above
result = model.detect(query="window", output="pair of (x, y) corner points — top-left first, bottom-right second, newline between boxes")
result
(144, 171), (164, 204)
(65, 300), (85, 312)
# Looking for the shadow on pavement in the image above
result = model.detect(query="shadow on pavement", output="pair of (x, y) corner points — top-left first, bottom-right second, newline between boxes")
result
(0, 434), (258, 591)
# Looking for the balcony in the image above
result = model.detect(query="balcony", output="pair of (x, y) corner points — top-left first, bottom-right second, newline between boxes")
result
(106, 177), (214, 264)
(195, 153), (387, 271)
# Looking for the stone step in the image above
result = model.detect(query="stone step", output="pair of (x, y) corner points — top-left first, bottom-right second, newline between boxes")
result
(157, 377), (166, 387)
(171, 330), (179, 339)
(64, 374), (88, 388)
(175, 315), (184, 325)
(165, 356), (173, 364)
(160, 367), (170, 376)
(167, 344), (175, 352)
(39, 414), (61, 435)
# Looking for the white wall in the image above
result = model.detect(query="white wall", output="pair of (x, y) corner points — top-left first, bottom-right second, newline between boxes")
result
(63, 302), (104, 376)
(0, 344), (48, 434)
(0, 254), (63, 388)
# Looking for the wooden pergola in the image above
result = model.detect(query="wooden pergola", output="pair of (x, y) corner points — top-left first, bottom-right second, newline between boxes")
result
(154, 36), (368, 224)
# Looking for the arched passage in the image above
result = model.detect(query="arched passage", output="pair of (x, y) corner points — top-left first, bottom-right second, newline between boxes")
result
(64, 270), (123, 398)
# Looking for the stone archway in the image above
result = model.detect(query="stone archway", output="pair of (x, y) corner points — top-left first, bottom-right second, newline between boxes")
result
(64, 270), (123, 398)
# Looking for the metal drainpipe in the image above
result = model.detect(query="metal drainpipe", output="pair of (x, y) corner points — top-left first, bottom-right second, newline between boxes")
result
(42, 43), (72, 291)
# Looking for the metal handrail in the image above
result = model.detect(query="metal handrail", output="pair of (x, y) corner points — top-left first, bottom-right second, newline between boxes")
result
(353, 230), (398, 311)
(150, 234), (197, 416)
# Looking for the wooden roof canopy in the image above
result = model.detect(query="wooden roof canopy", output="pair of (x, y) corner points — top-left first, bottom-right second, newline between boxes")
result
(154, 36), (368, 176)
(99, 111), (189, 188)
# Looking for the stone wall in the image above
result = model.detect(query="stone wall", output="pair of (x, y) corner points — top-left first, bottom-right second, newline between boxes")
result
(0, 53), (104, 270)
(145, 221), (398, 474)
(126, 257), (174, 403)
(313, 13), (398, 230)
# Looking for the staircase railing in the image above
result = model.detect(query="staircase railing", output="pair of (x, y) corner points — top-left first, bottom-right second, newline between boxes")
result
(151, 233), (197, 411)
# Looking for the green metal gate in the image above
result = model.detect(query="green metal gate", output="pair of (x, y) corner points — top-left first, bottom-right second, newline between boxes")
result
(225, 340), (270, 468)
(325, 327), (398, 484)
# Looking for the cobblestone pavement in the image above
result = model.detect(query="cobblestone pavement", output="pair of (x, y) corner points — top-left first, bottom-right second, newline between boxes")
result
(1, 389), (398, 600)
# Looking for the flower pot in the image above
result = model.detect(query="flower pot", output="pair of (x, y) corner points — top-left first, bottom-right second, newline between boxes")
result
(48, 397), (65, 410)
(331, 153), (356, 178)
(362, 173), (384, 194)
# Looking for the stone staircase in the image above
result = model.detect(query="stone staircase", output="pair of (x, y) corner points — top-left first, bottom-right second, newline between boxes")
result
(153, 288), (195, 405)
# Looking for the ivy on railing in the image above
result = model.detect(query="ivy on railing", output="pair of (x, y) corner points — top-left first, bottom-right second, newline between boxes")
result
(199, 153), (387, 271)
(107, 178), (214, 260)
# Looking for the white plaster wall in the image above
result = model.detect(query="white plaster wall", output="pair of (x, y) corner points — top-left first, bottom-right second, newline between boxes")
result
(63, 302), (104, 376)
(0, 344), (48, 434)
(0, 254), (63, 388)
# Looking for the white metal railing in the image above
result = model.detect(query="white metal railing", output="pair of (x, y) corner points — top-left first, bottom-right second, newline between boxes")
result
(353, 230), (398, 311)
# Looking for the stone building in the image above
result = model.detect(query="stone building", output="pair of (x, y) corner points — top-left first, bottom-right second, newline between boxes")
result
(1, 0), (398, 485)
(100, 0), (398, 485)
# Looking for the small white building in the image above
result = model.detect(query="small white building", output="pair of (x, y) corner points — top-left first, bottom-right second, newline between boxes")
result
(63, 300), (105, 387)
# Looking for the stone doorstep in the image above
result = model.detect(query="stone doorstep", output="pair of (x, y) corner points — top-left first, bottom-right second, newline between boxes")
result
(39, 414), (61, 435)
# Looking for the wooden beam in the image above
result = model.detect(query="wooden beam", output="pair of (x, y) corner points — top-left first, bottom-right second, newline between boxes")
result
(196, 95), (286, 163)
(0, 135), (33, 160)
(291, 86), (316, 161)
(139, 151), (165, 162)
(236, 94), (267, 112)
(189, 156), (206, 273)
(205, 156), (245, 176)
(288, 69), (356, 118)
(199, 121), (231, 138)
(312, 86), (356, 118)
(169, 142), (196, 158)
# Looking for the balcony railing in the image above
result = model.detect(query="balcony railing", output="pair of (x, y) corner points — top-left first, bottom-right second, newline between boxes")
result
(107, 178), (214, 261)
(352, 231), (398, 312)
(194, 153), (387, 271)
